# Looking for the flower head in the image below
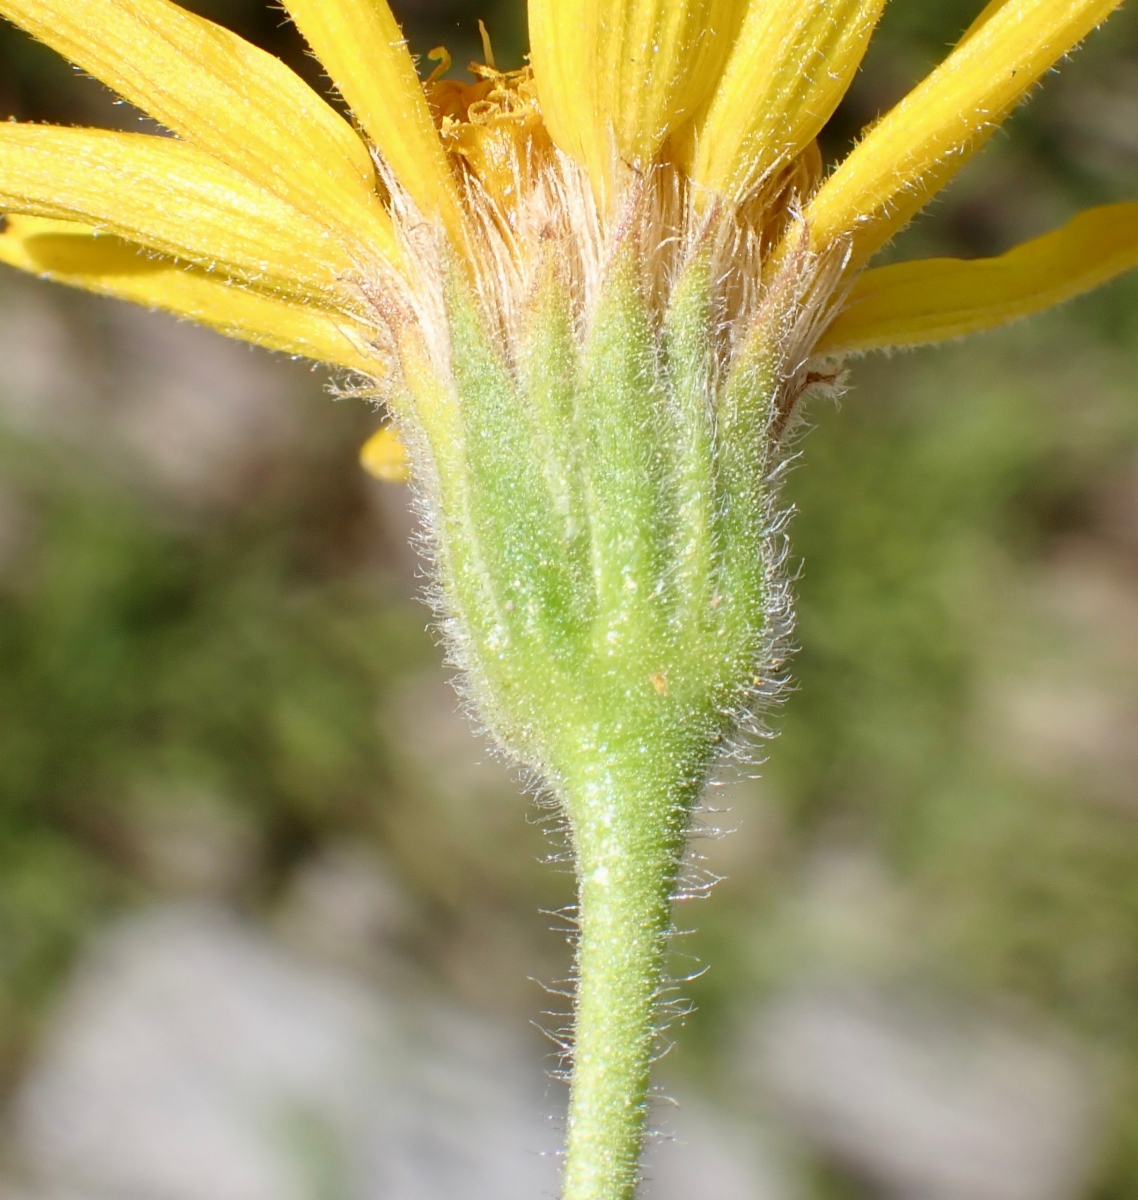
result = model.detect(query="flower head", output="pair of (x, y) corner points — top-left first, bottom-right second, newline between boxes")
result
(2, 5), (1138, 1197)
(0, 0), (1133, 384)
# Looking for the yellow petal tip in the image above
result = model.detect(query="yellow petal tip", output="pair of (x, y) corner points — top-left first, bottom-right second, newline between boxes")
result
(360, 425), (410, 482)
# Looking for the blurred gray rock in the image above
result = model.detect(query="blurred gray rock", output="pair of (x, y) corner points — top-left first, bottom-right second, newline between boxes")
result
(5, 902), (785, 1200)
(0, 274), (310, 509)
(7, 904), (560, 1200)
(752, 987), (1098, 1200)
(642, 1098), (792, 1200)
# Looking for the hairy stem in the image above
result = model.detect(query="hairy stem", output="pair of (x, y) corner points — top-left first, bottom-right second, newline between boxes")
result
(562, 764), (689, 1200)
(396, 252), (780, 1198)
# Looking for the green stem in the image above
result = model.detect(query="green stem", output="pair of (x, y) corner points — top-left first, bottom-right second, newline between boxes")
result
(561, 764), (689, 1200)
(403, 256), (777, 1199)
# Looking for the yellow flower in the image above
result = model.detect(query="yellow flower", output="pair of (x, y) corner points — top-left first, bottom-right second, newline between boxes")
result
(0, 0), (1133, 416)
(5, 8), (1138, 1198)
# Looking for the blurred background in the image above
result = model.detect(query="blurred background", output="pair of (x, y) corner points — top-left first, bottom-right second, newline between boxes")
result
(1, 3), (1137, 1198)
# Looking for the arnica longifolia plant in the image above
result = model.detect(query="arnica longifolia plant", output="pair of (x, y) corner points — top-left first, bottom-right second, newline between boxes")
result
(2, 0), (1138, 1195)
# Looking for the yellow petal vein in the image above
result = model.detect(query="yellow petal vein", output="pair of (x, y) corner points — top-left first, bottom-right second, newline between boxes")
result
(0, 215), (379, 372)
(0, 124), (356, 303)
(681, 0), (886, 202)
(800, 0), (1125, 271)
(0, 0), (398, 263)
(816, 202), (1138, 356)
(596, 0), (745, 169)
(281, 0), (465, 246)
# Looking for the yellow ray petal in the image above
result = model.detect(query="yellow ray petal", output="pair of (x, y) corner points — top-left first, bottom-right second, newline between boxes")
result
(280, 0), (465, 245)
(360, 425), (410, 482)
(815, 203), (1138, 356)
(957, 0), (1008, 45)
(0, 216), (380, 373)
(682, 0), (886, 202)
(0, 0), (397, 263)
(528, 0), (610, 195)
(0, 125), (357, 303)
(825, 0), (1022, 264)
(800, 0), (1124, 272)
(594, 0), (745, 170)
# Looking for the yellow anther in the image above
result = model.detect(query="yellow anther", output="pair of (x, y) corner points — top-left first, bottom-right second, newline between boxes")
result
(477, 19), (496, 70)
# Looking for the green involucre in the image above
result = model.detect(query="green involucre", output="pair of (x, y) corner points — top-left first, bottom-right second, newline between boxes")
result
(397, 242), (780, 1200)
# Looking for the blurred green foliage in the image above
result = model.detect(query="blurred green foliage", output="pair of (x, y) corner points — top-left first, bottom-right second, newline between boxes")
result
(749, 299), (1138, 1198)
(1, 0), (1138, 1196)
(0, 405), (429, 1078)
